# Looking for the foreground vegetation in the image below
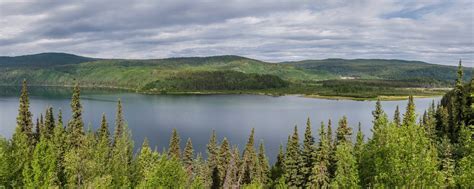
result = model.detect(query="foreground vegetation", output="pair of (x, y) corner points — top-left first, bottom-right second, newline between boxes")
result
(0, 64), (472, 188)
(0, 53), (471, 99)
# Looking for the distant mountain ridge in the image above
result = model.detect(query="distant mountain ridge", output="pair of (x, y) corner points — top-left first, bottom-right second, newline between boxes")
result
(0, 52), (96, 67)
(0, 52), (471, 90)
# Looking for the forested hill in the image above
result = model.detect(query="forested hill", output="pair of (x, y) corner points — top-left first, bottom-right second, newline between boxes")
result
(0, 53), (471, 97)
(284, 58), (473, 82)
(0, 52), (95, 67)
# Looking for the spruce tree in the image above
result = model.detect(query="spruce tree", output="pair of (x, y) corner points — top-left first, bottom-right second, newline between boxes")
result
(336, 116), (351, 145)
(183, 138), (194, 172)
(436, 105), (450, 137)
(192, 153), (208, 188)
(67, 83), (84, 148)
(257, 141), (270, 184)
(439, 136), (455, 188)
(372, 99), (384, 121)
(223, 146), (240, 188)
(206, 130), (219, 188)
(327, 119), (336, 179)
(301, 117), (315, 186)
(113, 99), (125, 146)
(394, 105), (401, 127)
(354, 122), (364, 185)
(330, 142), (360, 188)
(49, 110), (66, 187)
(43, 107), (55, 139)
(136, 138), (157, 185)
(168, 128), (181, 159)
(402, 96), (416, 127)
(11, 79), (34, 187)
(310, 122), (330, 188)
(137, 154), (187, 188)
(218, 137), (231, 186)
(284, 126), (303, 187)
(455, 124), (473, 187)
(270, 144), (285, 184)
(110, 114), (133, 188)
(0, 136), (11, 186)
(354, 123), (364, 161)
(372, 100), (387, 132)
(242, 128), (258, 184)
(95, 113), (111, 179)
(327, 119), (333, 146)
(30, 135), (49, 187)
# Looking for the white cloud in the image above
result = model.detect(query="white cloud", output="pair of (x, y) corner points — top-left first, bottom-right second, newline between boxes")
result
(0, 0), (472, 66)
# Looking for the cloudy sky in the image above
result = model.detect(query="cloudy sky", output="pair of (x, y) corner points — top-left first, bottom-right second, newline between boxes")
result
(0, 0), (472, 66)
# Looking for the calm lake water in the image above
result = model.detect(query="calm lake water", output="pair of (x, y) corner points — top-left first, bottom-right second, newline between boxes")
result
(0, 87), (440, 161)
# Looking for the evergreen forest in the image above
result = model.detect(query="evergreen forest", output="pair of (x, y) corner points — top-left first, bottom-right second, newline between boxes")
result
(0, 63), (472, 188)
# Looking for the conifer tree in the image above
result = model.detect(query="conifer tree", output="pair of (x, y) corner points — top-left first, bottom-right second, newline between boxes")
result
(137, 154), (187, 188)
(242, 128), (258, 184)
(402, 96), (416, 127)
(372, 100), (388, 132)
(354, 123), (364, 162)
(270, 144), (285, 184)
(95, 113), (111, 179)
(327, 119), (336, 179)
(330, 142), (360, 188)
(218, 137), (231, 186)
(223, 146), (240, 188)
(34, 117), (40, 142)
(192, 153), (208, 188)
(336, 116), (351, 145)
(394, 105), (401, 127)
(353, 122), (364, 185)
(439, 136), (455, 188)
(183, 138), (194, 172)
(67, 83), (84, 148)
(453, 60), (467, 127)
(11, 79), (34, 187)
(113, 99), (124, 146)
(373, 99), (384, 121)
(30, 135), (49, 187)
(310, 122), (330, 188)
(64, 127), (95, 187)
(110, 123), (133, 187)
(168, 128), (181, 159)
(206, 130), (219, 188)
(327, 119), (333, 146)
(0, 136), (11, 186)
(29, 117), (61, 188)
(284, 126), (303, 187)
(257, 141), (270, 184)
(49, 110), (66, 187)
(301, 117), (315, 186)
(436, 105), (450, 137)
(136, 138), (157, 185)
(43, 107), (55, 139)
(455, 124), (473, 187)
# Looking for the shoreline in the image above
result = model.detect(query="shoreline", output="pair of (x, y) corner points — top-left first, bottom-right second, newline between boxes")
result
(0, 84), (446, 101)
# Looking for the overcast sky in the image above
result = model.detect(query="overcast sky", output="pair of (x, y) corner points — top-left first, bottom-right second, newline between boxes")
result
(0, 0), (472, 66)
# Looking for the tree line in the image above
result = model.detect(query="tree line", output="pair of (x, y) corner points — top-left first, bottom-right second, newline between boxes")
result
(0, 62), (472, 188)
(142, 70), (289, 92)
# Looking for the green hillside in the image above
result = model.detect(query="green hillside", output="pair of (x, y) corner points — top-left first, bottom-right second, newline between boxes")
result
(0, 53), (469, 99)
(285, 58), (472, 84)
(0, 52), (95, 67)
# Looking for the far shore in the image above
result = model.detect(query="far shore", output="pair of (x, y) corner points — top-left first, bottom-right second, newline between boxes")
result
(0, 84), (448, 101)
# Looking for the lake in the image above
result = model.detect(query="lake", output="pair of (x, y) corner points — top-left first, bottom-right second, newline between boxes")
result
(0, 87), (440, 161)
